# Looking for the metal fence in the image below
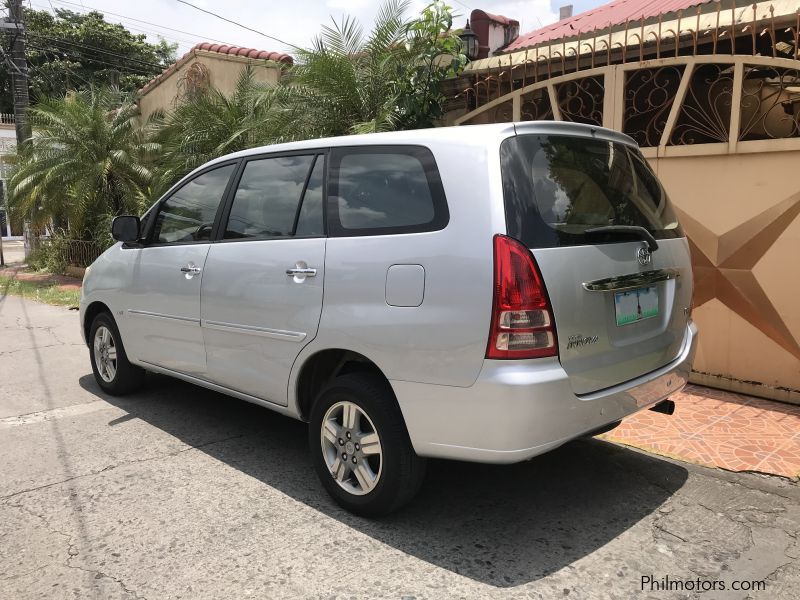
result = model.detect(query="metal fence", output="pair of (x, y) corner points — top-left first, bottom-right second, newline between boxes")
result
(35, 236), (107, 269)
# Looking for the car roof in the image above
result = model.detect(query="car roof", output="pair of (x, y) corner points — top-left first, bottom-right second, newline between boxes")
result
(200, 121), (638, 170)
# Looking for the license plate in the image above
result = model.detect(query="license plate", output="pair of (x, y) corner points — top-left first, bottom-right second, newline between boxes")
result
(614, 286), (658, 326)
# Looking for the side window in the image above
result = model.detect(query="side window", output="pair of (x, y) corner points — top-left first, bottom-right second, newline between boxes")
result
(327, 146), (449, 236)
(152, 164), (235, 244)
(224, 155), (316, 239)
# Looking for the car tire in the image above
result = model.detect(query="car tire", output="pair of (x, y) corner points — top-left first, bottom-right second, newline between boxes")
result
(89, 311), (145, 395)
(309, 372), (426, 517)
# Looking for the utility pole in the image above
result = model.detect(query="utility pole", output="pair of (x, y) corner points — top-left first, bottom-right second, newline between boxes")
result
(2, 0), (31, 264)
(0, 181), (5, 266)
(5, 0), (31, 145)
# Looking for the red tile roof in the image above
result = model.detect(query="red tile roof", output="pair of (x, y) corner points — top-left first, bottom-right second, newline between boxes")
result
(504, 0), (710, 52)
(139, 42), (292, 96)
(193, 42), (292, 63)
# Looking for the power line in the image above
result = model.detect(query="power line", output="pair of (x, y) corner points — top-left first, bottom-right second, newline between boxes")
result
(23, 42), (89, 89)
(29, 0), (188, 54)
(27, 42), (158, 75)
(26, 32), (167, 70)
(0, 43), (27, 78)
(48, 0), (234, 47)
(174, 0), (301, 51)
(30, 2), (197, 51)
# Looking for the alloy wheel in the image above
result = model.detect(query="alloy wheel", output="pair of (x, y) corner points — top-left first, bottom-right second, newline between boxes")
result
(93, 325), (118, 383)
(320, 400), (383, 496)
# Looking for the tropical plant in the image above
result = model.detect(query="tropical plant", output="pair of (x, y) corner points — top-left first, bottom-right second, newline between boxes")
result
(111, 1), (464, 199)
(286, 0), (410, 136)
(394, 1), (467, 128)
(7, 87), (156, 240)
(286, 0), (466, 136)
(150, 67), (293, 196)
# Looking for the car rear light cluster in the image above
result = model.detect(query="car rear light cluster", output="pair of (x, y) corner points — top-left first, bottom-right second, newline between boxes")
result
(486, 234), (558, 360)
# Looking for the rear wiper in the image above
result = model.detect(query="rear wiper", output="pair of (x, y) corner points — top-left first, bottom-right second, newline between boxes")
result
(584, 225), (658, 251)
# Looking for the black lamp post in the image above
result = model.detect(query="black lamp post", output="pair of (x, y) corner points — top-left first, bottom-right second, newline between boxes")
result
(459, 20), (480, 60)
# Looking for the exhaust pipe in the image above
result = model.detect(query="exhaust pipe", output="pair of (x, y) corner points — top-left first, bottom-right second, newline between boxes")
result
(650, 399), (675, 415)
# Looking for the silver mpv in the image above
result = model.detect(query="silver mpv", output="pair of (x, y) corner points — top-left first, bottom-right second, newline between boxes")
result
(81, 122), (697, 516)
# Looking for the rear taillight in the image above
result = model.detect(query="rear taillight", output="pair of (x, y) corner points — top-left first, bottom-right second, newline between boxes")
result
(486, 234), (558, 360)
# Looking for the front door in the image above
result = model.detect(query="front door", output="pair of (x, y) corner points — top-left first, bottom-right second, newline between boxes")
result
(201, 153), (326, 404)
(123, 163), (237, 376)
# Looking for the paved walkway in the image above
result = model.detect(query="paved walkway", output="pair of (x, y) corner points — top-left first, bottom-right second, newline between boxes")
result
(0, 240), (24, 265)
(602, 384), (800, 479)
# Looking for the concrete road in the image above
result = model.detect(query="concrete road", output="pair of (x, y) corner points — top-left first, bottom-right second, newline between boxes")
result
(1, 294), (798, 600)
(0, 240), (25, 265)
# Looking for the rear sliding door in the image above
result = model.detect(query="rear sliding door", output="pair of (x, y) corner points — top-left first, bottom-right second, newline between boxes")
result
(200, 153), (326, 405)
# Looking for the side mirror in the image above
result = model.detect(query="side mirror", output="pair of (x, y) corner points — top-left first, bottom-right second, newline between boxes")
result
(111, 215), (141, 243)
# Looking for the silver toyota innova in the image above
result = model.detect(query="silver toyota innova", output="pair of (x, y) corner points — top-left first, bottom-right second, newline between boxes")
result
(81, 122), (697, 516)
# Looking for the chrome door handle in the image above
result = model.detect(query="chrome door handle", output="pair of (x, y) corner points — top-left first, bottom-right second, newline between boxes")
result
(180, 265), (202, 274)
(286, 268), (317, 277)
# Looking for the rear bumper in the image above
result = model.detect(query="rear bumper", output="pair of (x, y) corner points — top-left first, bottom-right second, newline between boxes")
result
(391, 321), (698, 464)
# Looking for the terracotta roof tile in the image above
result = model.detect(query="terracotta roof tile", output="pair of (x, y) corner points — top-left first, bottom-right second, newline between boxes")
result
(139, 42), (293, 96)
(505, 0), (710, 52)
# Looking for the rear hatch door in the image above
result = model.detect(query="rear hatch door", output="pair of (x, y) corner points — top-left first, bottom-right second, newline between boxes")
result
(500, 131), (693, 395)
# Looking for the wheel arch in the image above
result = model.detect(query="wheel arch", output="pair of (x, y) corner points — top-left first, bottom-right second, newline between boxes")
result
(83, 300), (112, 346)
(293, 348), (392, 422)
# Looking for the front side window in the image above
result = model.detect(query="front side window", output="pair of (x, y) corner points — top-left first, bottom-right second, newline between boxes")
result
(327, 146), (448, 236)
(152, 164), (236, 244)
(224, 155), (317, 239)
(501, 135), (683, 248)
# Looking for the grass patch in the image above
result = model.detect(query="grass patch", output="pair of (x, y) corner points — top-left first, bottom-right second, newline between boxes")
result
(0, 275), (81, 308)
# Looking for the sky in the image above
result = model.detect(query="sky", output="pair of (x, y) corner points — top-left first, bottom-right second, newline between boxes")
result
(20, 0), (605, 58)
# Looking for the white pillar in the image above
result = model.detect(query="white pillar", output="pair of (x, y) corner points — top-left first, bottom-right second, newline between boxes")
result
(4, 191), (10, 237)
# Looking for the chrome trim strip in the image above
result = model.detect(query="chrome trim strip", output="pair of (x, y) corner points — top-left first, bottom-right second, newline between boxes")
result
(201, 320), (307, 342)
(137, 361), (292, 411)
(582, 268), (681, 292)
(127, 309), (199, 324)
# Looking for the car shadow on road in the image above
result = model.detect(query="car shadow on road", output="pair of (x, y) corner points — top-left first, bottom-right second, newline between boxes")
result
(81, 373), (688, 588)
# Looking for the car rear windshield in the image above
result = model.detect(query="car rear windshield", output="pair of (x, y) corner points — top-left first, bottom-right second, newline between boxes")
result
(500, 134), (683, 248)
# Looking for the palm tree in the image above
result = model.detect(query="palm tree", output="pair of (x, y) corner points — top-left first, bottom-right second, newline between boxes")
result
(288, 0), (465, 135)
(8, 87), (155, 239)
(150, 68), (292, 195)
(287, 0), (410, 137)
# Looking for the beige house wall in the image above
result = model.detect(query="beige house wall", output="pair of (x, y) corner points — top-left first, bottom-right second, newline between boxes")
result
(650, 151), (800, 401)
(138, 50), (283, 122)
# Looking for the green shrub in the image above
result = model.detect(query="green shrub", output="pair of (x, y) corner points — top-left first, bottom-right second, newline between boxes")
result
(27, 242), (68, 274)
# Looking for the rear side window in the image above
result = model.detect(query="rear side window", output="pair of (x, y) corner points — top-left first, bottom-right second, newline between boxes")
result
(327, 146), (448, 236)
(501, 135), (683, 248)
(224, 155), (317, 239)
